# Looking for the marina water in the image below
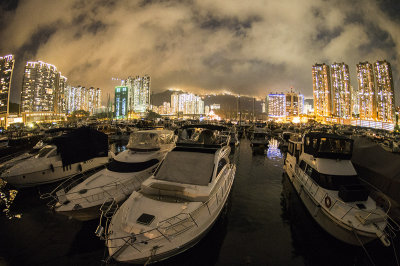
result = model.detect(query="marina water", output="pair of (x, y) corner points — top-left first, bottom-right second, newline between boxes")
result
(0, 139), (398, 265)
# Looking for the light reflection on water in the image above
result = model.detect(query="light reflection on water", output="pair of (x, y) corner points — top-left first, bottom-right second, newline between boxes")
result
(0, 179), (20, 219)
(267, 139), (283, 161)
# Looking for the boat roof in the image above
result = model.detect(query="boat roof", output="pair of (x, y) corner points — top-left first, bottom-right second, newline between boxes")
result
(155, 150), (215, 186)
(180, 124), (228, 131)
(304, 132), (351, 141)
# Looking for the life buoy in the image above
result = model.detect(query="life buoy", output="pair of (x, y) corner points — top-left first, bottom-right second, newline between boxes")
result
(324, 196), (332, 208)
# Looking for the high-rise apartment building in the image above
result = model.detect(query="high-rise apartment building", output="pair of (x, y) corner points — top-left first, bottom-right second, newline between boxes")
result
(285, 92), (299, 117)
(21, 61), (65, 113)
(66, 86), (101, 114)
(267, 94), (286, 118)
(374, 60), (394, 122)
(298, 94), (304, 114)
(331, 62), (351, 118)
(171, 92), (204, 115)
(0, 55), (14, 115)
(357, 62), (377, 120)
(115, 86), (128, 118)
(122, 75), (151, 113)
(312, 63), (331, 117)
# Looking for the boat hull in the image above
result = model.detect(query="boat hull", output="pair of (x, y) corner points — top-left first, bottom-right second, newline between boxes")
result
(284, 165), (379, 246)
(3, 157), (109, 188)
(108, 165), (236, 264)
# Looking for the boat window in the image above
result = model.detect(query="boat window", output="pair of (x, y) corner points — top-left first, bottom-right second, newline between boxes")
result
(312, 138), (318, 149)
(106, 159), (159, 173)
(37, 147), (54, 158)
(253, 133), (268, 139)
(319, 173), (360, 190)
(318, 138), (352, 154)
(299, 160), (306, 170)
(305, 164), (313, 177)
(217, 158), (227, 176)
(288, 143), (293, 155)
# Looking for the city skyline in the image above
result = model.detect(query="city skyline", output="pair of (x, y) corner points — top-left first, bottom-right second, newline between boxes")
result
(0, 0), (399, 104)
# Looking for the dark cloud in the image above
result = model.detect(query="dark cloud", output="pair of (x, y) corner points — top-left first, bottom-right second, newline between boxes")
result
(0, 0), (399, 105)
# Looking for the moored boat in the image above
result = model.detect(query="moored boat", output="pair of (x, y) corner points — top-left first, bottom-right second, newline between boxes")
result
(100, 125), (236, 264)
(284, 132), (391, 246)
(1, 127), (111, 188)
(50, 130), (176, 221)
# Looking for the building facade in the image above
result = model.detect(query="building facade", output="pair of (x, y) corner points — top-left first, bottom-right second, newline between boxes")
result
(0, 55), (14, 116)
(171, 92), (204, 115)
(21, 61), (64, 113)
(20, 61), (67, 122)
(357, 62), (377, 120)
(285, 92), (299, 117)
(114, 86), (128, 119)
(122, 75), (151, 113)
(267, 94), (286, 118)
(312, 63), (331, 117)
(331, 62), (351, 118)
(66, 86), (101, 114)
(374, 60), (394, 122)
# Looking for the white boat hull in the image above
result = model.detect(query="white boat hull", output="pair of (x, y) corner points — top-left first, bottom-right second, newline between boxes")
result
(107, 165), (236, 264)
(55, 166), (158, 221)
(3, 157), (109, 188)
(284, 165), (381, 246)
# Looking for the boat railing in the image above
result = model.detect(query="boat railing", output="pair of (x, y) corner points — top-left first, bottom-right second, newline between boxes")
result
(104, 164), (235, 253)
(40, 164), (108, 207)
(294, 164), (391, 227)
(42, 172), (144, 210)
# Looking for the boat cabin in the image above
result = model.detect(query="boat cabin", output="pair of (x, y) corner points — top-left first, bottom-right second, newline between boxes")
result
(302, 132), (353, 160)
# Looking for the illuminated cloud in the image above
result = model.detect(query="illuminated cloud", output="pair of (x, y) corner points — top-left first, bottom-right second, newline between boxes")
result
(0, 0), (399, 103)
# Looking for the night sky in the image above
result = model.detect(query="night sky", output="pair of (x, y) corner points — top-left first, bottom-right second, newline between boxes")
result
(1, 0), (400, 105)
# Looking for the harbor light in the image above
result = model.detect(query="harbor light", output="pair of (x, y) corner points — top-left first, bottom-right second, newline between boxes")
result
(292, 117), (301, 124)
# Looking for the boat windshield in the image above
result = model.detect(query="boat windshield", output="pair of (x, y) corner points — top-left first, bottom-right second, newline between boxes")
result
(318, 138), (352, 154)
(127, 132), (161, 150)
(37, 147), (54, 158)
(318, 173), (360, 190)
(253, 133), (268, 139)
(106, 159), (159, 173)
(155, 151), (215, 186)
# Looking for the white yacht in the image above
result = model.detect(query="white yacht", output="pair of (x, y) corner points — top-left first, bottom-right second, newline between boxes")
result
(51, 130), (176, 221)
(101, 125), (236, 264)
(284, 132), (391, 246)
(1, 127), (111, 188)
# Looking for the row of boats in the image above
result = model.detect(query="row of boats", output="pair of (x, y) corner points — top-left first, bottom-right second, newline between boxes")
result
(1, 122), (398, 263)
(0, 124), (237, 264)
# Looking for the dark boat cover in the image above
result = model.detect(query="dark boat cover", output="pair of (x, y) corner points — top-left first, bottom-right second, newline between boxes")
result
(52, 127), (108, 166)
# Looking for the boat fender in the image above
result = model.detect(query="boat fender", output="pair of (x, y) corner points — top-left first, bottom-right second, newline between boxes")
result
(50, 164), (55, 172)
(324, 196), (332, 208)
(78, 164), (82, 172)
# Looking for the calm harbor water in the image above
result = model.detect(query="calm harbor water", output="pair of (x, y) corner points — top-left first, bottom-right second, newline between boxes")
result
(0, 138), (398, 265)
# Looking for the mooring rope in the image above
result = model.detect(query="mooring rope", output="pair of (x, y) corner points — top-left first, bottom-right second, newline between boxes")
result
(350, 222), (376, 266)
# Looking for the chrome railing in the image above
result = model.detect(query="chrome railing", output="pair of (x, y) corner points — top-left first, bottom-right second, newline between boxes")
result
(40, 164), (108, 207)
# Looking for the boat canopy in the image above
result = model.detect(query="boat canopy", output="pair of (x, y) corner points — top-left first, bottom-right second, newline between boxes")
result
(52, 127), (108, 167)
(303, 132), (353, 159)
(126, 130), (174, 151)
(155, 151), (215, 186)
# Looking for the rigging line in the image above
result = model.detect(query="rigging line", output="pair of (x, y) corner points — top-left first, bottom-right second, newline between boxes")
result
(352, 228), (376, 266)
(390, 233), (400, 266)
